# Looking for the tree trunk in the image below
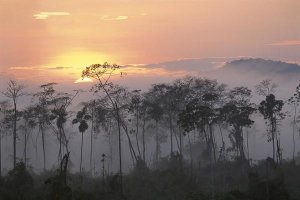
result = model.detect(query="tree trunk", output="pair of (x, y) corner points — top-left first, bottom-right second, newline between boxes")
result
(116, 104), (123, 194)
(90, 117), (94, 174)
(121, 122), (138, 163)
(169, 115), (173, 154)
(41, 128), (46, 170)
(142, 116), (146, 161)
(59, 129), (62, 162)
(271, 117), (275, 161)
(80, 131), (84, 173)
(13, 100), (17, 168)
(179, 126), (183, 155)
(187, 133), (193, 178)
(135, 111), (141, 157)
(155, 120), (160, 167)
(24, 126), (27, 167)
(292, 105), (296, 163)
(0, 135), (2, 177)
(246, 129), (250, 163)
(209, 124), (215, 200)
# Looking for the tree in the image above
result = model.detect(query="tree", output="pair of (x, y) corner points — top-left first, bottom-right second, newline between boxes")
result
(19, 107), (36, 167)
(179, 77), (226, 200)
(287, 84), (300, 163)
(258, 94), (285, 163)
(32, 83), (57, 170)
(50, 90), (79, 162)
(82, 62), (125, 194)
(128, 90), (143, 159)
(255, 79), (277, 96)
(220, 87), (256, 161)
(2, 80), (25, 168)
(72, 107), (90, 173)
(0, 100), (11, 176)
(143, 87), (165, 166)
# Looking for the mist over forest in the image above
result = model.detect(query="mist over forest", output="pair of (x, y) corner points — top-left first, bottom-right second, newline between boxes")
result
(1, 59), (300, 199)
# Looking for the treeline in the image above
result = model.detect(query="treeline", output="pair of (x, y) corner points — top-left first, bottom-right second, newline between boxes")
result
(0, 63), (300, 200)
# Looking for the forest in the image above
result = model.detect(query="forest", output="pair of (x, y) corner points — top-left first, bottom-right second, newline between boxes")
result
(0, 62), (300, 200)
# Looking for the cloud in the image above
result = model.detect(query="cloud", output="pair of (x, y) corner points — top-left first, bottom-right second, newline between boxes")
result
(9, 66), (37, 70)
(33, 12), (70, 20)
(101, 15), (129, 21)
(47, 66), (72, 70)
(9, 66), (72, 71)
(75, 77), (93, 83)
(267, 40), (300, 46)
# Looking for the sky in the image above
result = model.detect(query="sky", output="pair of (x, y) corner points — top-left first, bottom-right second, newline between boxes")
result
(1, 0), (300, 171)
(0, 0), (300, 85)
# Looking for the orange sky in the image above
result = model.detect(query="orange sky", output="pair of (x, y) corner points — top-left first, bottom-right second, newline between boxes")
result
(0, 0), (300, 84)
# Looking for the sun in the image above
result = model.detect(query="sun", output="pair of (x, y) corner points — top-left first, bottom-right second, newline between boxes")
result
(49, 50), (115, 82)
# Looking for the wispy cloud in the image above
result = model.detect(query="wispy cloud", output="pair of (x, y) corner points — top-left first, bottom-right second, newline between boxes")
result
(267, 40), (300, 46)
(10, 66), (36, 70)
(33, 12), (70, 20)
(101, 15), (129, 21)
(9, 66), (72, 70)
(47, 66), (72, 70)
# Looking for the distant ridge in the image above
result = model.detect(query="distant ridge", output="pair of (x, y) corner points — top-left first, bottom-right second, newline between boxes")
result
(221, 58), (300, 74)
(145, 58), (300, 75)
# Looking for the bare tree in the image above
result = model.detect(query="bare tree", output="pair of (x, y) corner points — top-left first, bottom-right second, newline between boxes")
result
(288, 84), (300, 163)
(82, 62), (126, 194)
(2, 80), (25, 168)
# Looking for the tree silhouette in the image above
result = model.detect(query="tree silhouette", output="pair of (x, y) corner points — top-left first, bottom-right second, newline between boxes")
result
(82, 62), (126, 194)
(2, 80), (25, 168)
(287, 84), (300, 163)
(50, 90), (79, 162)
(220, 87), (256, 161)
(179, 77), (226, 200)
(19, 107), (36, 167)
(259, 94), (285, 163)
(72, 107), (90, 173)
(0, 100), (11, 176)
(32, 83), (57, 170)
(143, 87), (165, 166)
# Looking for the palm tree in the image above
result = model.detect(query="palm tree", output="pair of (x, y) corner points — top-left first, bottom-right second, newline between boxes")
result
(73, 107), (90, 173)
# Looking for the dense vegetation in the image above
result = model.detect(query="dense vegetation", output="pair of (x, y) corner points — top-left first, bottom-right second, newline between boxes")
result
(0, 63), (300, 200)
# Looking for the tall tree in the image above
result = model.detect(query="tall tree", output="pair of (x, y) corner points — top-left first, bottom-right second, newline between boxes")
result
(220, 87), (256, 161)
(2, 80), (25, 168)
(50, 90), (79, 161)
(144, 87), (165, 166)
(32, 83), (57, 170)
(20, 107), (36, 167)
(287, 84), (300, 163)
(0, 100), (11, 176)
(82, 62), (125, 194)
(259, 94), (285, 163)
(179, 77), (226, 200)
(73, 107), (90, 173)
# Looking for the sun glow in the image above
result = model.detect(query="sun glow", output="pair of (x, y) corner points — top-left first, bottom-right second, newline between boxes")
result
(49, 51), (115, 82)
